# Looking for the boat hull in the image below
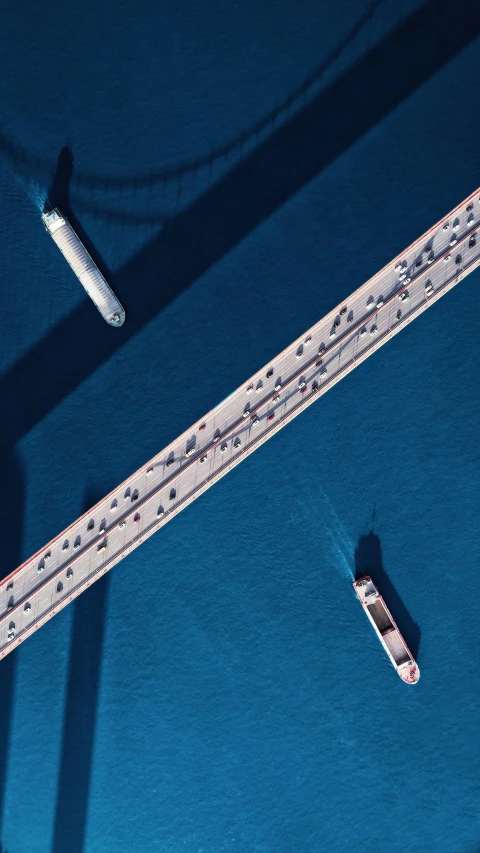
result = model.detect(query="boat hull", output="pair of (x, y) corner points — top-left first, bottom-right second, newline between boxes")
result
(42, 208), (125, 327)
(353, 576), (420, 684)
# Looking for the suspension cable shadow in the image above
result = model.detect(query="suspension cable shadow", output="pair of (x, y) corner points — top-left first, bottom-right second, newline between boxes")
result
(0, 0), (392, 196)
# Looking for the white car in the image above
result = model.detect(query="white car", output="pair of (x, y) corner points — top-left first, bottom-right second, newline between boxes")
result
(376, 298), (384, 308)
(200, 455), (207, 463)
(329, 329), (336, 339)
(320, 368), (328, 377)
(370, 325), (378, 336)
(118, 521), (126, 529)
(360, 328), (367, 338)
(220, 444), (227, 452)
(274, 382), (282, 391)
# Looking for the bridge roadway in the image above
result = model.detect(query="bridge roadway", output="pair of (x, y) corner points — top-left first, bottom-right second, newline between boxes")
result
(1, 188), (479, 659)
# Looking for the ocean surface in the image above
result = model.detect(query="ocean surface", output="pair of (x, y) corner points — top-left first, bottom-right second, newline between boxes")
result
(1, 1), (479, 851)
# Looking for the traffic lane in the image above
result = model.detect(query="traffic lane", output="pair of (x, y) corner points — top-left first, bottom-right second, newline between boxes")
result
(1, 236), (478, 654)
(2, 198), (478, 618)
(0, 247), (460, 617)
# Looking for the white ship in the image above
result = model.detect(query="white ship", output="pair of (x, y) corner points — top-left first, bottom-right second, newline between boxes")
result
(42, 208), (125, 327)
(353, 576), (420, 684)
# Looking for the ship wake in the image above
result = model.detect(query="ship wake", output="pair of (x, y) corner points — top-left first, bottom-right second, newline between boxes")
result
(320, 488), (355, 580)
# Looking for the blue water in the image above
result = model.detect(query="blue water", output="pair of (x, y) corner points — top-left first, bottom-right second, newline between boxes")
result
(1, 1), (480, 851)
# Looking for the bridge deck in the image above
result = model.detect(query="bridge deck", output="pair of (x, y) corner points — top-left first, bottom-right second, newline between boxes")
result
(1, 188), (479, 658)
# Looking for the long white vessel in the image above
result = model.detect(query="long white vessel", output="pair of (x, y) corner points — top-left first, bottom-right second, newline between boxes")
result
(353, 576), (420, 684)
(42, 208), (125, 327)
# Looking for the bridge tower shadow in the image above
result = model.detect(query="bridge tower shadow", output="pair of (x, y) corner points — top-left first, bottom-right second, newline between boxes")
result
(51, 488), (110, 853)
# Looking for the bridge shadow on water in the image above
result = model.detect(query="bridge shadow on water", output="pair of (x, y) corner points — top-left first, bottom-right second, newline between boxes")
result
(51, 488), (109, 853)
(0, 0), (478, 461)
(354, 529), (421, 659)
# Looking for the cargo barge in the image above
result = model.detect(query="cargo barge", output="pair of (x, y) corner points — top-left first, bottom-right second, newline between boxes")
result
(42, 208), (125, 327)
(353, 576), (419, 684)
